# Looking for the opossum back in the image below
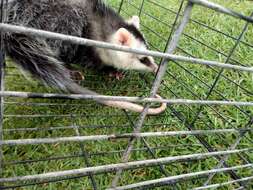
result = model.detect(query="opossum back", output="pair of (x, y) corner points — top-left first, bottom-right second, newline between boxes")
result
(8, 0), (89, 62)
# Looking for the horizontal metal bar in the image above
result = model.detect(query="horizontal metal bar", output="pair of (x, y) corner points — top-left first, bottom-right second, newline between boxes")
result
(0, 174), (206, 190)
(170, 58), (253, 97)
(193, 176), (253, 190)
(3, 144), (203, 166)
(0, 91), (253, 106)
(3, 125), (126, 132)
(147, 0), (253, 49)
(4, 101), (89, 107)
(4, 114), (129, 118)
(158, 71), (251, 151)
(0, 175), (92, 190)
(235, 187), (246, 190)
(2, 129), (253, 146)
(6, 82), (149, 93)
(107, 164), (253, 190)
(162, 62), (252, 125)
(2, 123), (177, 133)
(127, 1), (247, 68)
(0, 150), (251, 183)
(165, 70), (251, 120)
(189, 0), (253, 23)
(0, 23), (252, 72)
(166, 59), (252, 119)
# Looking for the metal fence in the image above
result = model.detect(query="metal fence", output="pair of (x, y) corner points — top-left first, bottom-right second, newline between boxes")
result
(0, 0), (253, 189)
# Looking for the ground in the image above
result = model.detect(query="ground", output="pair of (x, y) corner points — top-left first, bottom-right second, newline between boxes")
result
(1, 0), (253, 189)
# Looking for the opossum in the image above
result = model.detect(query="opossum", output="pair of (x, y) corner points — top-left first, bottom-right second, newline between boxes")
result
(3, 0), (166, 115)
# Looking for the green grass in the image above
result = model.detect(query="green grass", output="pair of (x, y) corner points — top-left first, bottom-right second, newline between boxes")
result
(2, 0), (253, 189)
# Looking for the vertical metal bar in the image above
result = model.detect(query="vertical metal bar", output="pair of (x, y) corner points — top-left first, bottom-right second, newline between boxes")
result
(167, 106), (250, 188)
(109, 2), (194, 188)
(135, 2), (185, 187)
(203, 118), (253, 186)
(118, 0), (124, 14)
(110, 75), (176, 187)
(186, 11), (253, 188)
(189, 11), (253, 128)
(139, 0), (184, 93)
(122, 110), (178, 189)
(159, 0), (185, 65)
(138, 0), (145, 17)
(0, 0), (7, 185)
(71, 115), (98, 190)
(0, 48), (4, 189)
(108, 84), (168, 187)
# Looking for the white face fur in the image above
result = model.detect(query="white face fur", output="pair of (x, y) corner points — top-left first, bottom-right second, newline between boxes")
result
(96, 16), (158, 73)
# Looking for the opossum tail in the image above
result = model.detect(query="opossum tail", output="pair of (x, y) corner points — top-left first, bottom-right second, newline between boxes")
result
(4, 34), (166, 115)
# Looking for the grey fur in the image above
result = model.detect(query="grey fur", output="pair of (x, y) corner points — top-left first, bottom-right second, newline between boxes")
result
(5, 0), (147, 86)
(3, 0), (166, 114)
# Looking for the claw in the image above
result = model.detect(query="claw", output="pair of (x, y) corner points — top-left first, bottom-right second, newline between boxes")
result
(109, 71), (125, 80)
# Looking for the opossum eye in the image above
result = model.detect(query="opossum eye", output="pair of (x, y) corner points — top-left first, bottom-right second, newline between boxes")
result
(140, 57), (152, 66)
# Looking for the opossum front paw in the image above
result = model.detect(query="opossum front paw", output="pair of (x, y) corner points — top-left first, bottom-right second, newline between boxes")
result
(109, 71), (125, 80)
(70, 70), (85, 81)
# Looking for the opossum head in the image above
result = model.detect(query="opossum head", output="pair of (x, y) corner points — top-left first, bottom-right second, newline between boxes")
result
(101, 16), (158, 73)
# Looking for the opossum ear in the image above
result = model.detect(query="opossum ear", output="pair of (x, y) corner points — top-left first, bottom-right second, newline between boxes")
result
(128, 15), (140, 29)
(115, 28), (132, 46)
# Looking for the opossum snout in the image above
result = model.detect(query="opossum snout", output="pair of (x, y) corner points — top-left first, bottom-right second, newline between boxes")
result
(150, 63), (158, 74)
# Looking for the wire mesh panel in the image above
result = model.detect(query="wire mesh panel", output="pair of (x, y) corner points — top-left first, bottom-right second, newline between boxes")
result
(0, 0), (253, 189)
